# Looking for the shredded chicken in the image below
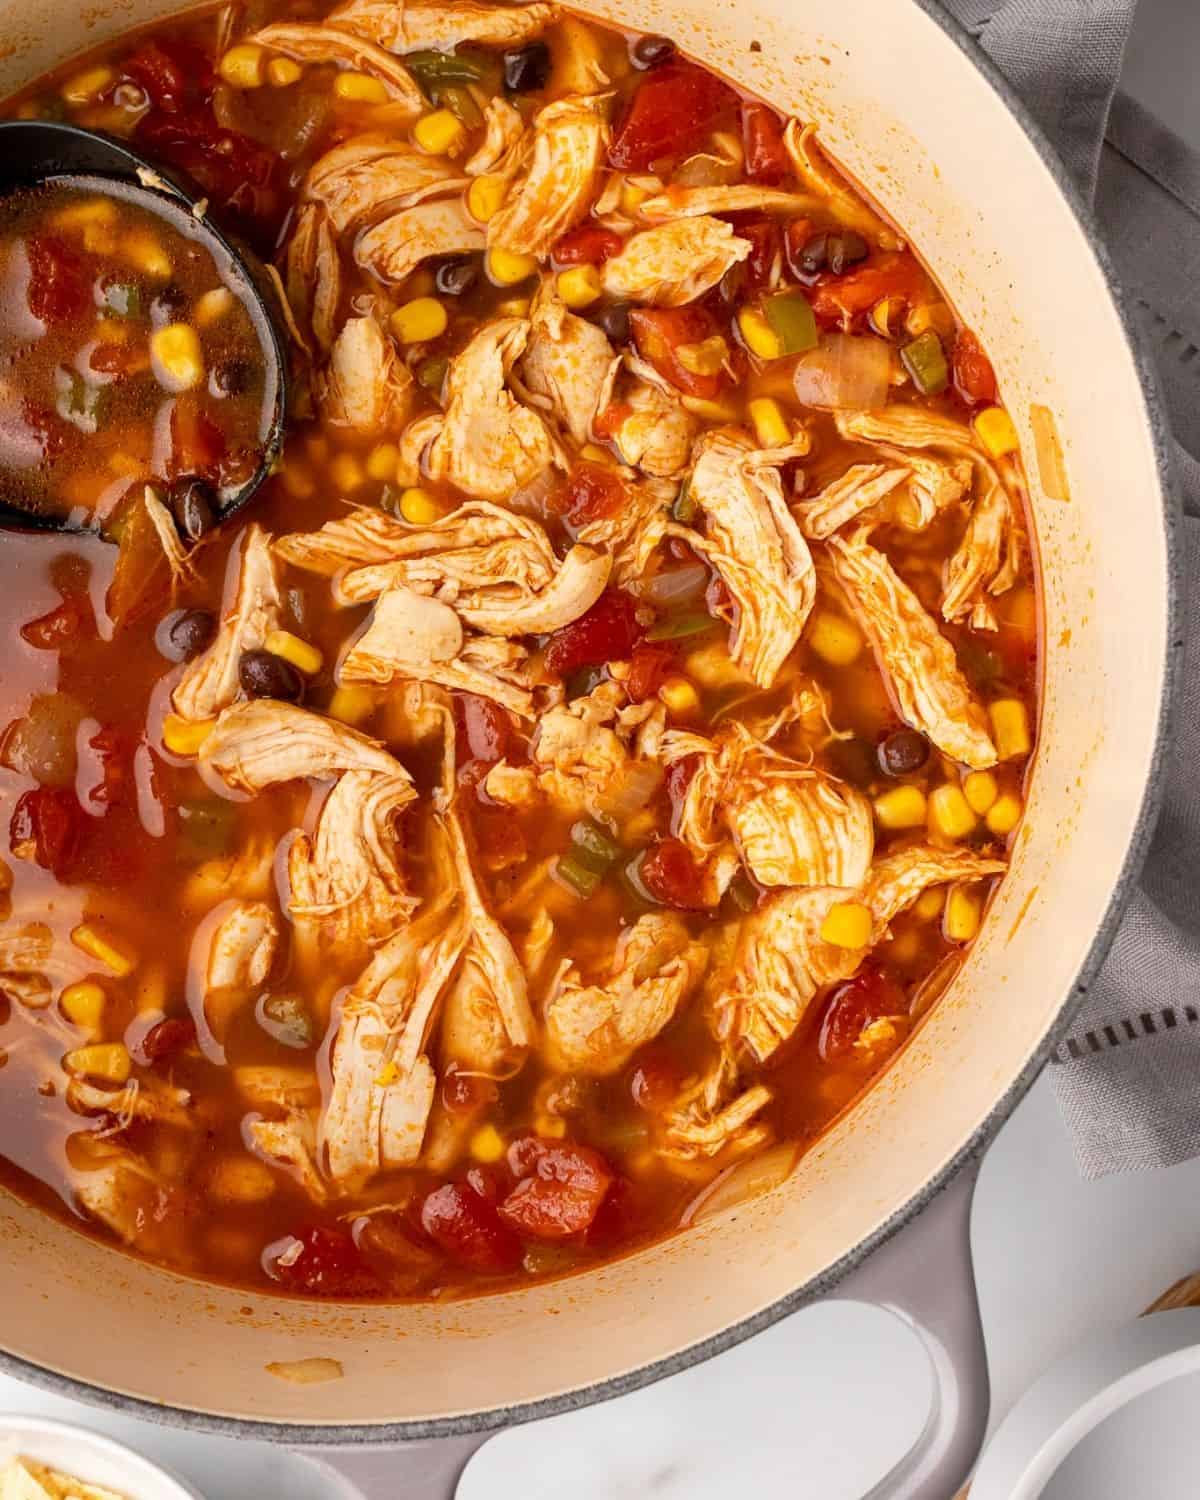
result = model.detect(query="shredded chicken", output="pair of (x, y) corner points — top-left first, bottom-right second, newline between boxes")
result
(483, 759), (540, 808)
(783, 121), (902, 250)
(288, 769), (418, 949)
(315, 315), (414, 433)
(286, 202), (340, 351)
(73, 1143), (167, 1246)
(600, 357), (698, 477)
(488, 94), (608, 255)
(251, 23), (425, 111)
(341, 587), (539, 717)
(69, 1075), (192, 1128)
(576, 475), (671, 584)
(532, 680), (662, 824)
(678, 431), (815, 688)
(794, 463), (913, 541)
(424, 317), (559, 501)
(544, 913), (707, 1075)
(519, 284), (614, 445)
(249, 1114), (327, 1203)
(201, 700), (404, 794)
(602, 217), (751, 306)
(303, 133), (466, 235)
(863, 845), (1006, 927)
(356, 196), (486, 285)
(659, 1051), (772, 1161)
(203, 899), (279, 1041)
(465, 96), (528, 179)
(172, 525), (282, 725)
(329, 0), (559, 52)
(827, 528), (998, 769)
(640, 185), (817, 221)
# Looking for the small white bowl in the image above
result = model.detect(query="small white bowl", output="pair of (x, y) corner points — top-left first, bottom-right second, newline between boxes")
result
(0, 1415), (203, 1500)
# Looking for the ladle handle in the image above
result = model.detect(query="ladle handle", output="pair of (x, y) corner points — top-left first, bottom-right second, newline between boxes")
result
(307, 1431), (491, 1499)
(831, 1157), (990, 1498)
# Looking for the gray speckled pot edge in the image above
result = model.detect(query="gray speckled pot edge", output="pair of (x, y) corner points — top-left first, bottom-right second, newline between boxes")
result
(0, 0), (1183, 1451)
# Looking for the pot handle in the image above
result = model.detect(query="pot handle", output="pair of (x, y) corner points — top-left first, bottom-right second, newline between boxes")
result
(830, 1156), (989, 1499)
(305, 1432), (491, 1499)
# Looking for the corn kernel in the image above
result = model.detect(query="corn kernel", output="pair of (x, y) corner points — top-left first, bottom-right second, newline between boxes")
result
(208, 1156), (277, 1204)
(914, 887), (946, 921)
(737, 306), (783, 360)
(943, 885), (982, 943)
(989, 698), (1032, 760)
(333, 70), (388, 104)
(928, 783), (978, 841)
(486, 246), (538, 286)
(194, 286), (234, 327)
(266, 56), (303, 87)
(905, 301), (955, 339)
(619, 178), (652, 216)
(413, 107), (467, 156)
(821, 900), (874, 950)
(680, 394), (739, 421)
(807, 608), (863, 666)
(264, 629), (323, 676)
(64, 1043), (131, 1084)
(329, 452), (365, 494)
(390, 295), (448, 344)
(218, 44), (266, 89)
(366, 442), (400, 482)
(467, 173), (506, 223)
(60, 981), (106, 1033)
(579, 443), (611, 464)
(675, 336), (728, 376)
(399, 486), (442, 525)
(658, 674), (701, 716)
(150, 323), (204, 393)
(123, 230), (171, 278)
(986, 792), (1023, 836)
(747, 396), (790, 448)
(328, 684), (377, 726)
(874, 785), (927, 830)
(71, 923), (136, 978)
(973, 405), (1019, 459)
(963, 770), (999, 815)
(280, 462), (315, 500)
(868, 295), (906, 340)
(61, 65), (115, 104)
(557, 264), (603, 309)
(469, 1124), (506, 1163)
(162, 713), (216, 756)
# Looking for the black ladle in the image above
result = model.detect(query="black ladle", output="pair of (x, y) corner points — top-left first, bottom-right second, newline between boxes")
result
(0, 119), (290, 533)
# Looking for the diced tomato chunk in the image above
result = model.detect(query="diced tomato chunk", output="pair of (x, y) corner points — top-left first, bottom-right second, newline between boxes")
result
(630, 305), (725, 399)
(9, 787), (83, 879)
(498, 1140), (614, 1240)
(818, 966), (908, 1062)
(639, 836), (708, 909)
(729, 216), (780, 290)
(593, 400), (632, 440)
(543, 589), (642, 678)
(609, 60), (739, 170)
(454, 692), (512, 765)
(951, 328), (997, 406)
(124, 37), (214, 111)
(137, 1016), (197, 1065)
(421, 1181), (523, 1272)
(808, 252), (927, 325)
(27, 235), (89, 326)
(627, 643), (675, 702)
(557, 460), (628, 527)
(135, 110), (283, 249)
(271, 1225), (382, 1296)
(19, 593), (94, 651)
(742, 102), (791, 183)
(552, 224), (624, 265)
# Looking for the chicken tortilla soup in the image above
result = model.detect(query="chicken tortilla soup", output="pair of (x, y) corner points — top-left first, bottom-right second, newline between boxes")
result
(0, 0), (1038, 1298)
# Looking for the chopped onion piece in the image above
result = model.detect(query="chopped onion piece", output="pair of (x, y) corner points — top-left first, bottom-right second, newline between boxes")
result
(600, 760), (662, 821)
(633, 563), (708, 608)
(793, 332), (891, 411)
(683, 1142), (800, 1225)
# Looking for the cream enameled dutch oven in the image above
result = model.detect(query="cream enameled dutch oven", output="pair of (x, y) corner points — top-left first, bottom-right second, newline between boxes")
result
(0, 1), (1178, 1496)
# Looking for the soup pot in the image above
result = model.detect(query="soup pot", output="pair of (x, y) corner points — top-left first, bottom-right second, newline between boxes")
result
(0, 0), (1177, 1496)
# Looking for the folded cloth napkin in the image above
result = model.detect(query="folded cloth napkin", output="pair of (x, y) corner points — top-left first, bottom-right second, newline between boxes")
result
(940, 0), (1200, 1176)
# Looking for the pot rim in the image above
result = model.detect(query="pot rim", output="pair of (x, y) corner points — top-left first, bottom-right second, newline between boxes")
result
(0, 0), (1183, 1449)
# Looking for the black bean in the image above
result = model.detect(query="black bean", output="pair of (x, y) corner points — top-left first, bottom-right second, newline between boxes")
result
(211, 356), (253, 398)
(167, 476), (218, 543)
(161, 608), (216, 662)
(827, 231), (870, 275)
(796, 231), (829, 277)
(434, 254), (479, 297)
(150, 283), (188, 326)
(592, 301), (631, 344)
(632, 34), (676, 68)
(239, 650), (304, 703)
(878, 728), (930, 777)
(503, 40), (550, 92)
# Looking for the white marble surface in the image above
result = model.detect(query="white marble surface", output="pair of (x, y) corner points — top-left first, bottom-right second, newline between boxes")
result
(9, 1074), (1200, 1498)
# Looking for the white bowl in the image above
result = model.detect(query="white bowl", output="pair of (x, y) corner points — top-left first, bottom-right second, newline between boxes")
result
(0, 1415), (203, 1500)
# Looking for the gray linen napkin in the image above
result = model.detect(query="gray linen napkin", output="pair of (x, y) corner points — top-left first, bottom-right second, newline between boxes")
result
(941, 0), (1200, 1176)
